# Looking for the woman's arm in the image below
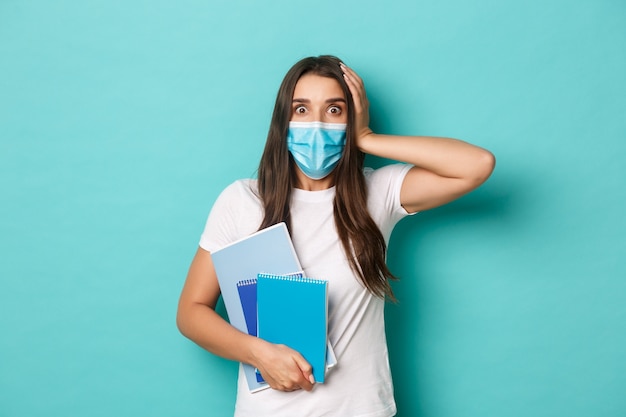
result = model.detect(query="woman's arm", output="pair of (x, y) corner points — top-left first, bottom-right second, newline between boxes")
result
(359, 133), (495, 213)
(177, 247), (315, 391)
(341, 64), (495, 213)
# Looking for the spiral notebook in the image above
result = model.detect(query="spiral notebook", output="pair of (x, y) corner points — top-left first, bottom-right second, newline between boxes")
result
(256, 273), (329, 383)
(236, 272), (303, 337)
(237, 275), (337, 384)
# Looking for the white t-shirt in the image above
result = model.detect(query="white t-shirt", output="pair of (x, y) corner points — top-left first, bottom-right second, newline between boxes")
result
(199, 163), (413, 417)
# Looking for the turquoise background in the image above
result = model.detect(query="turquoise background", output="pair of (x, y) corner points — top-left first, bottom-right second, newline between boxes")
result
(1, 1), (624, 416)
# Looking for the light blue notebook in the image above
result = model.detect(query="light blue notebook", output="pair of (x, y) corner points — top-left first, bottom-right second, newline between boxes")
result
(211, 223), (302, 392)
(257, 273), (328, 383)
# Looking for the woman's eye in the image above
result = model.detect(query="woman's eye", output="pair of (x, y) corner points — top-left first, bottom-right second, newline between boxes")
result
(294, 106), (307, 114)
(328, 106), (342, 115)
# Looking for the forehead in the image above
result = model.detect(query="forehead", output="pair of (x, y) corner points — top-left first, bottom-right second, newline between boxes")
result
(293, 74), (345, 99)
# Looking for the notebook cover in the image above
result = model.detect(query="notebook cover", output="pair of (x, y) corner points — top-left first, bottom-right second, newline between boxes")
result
(236, 279), (258, 337)
(257, 273), (328, 383)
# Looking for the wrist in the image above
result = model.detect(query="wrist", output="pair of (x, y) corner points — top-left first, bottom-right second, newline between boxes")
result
(356, 130), (376, 153)
(245, 336), (271, 368)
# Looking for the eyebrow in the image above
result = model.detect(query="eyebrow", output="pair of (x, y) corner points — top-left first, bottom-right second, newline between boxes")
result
(292, 97), (347, 104)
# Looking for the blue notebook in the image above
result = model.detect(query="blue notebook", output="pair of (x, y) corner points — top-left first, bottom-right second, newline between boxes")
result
(236, 279), (258, 337)
(257, 273), (328, 383)
(211, 223), (303, 392)
(237, 272), (304, 338)
(237, 273), (305, 384)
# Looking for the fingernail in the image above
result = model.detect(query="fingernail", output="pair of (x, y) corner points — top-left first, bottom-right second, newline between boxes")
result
(309, 374), (315, 384)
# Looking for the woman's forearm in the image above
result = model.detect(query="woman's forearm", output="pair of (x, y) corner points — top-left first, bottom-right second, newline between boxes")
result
(359, 132), (495, 182)
(177, 300), (264, 366)
(177, 299), (315, 391)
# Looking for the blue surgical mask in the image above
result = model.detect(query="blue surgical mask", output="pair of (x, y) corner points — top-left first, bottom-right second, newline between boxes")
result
(286, 121), (347, 180)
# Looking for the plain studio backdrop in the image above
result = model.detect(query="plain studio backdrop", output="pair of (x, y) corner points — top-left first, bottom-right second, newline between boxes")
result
(1, 1), (624, 416)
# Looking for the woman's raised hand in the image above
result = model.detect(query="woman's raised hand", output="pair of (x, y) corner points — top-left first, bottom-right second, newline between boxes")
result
(340, 63), (373, 144)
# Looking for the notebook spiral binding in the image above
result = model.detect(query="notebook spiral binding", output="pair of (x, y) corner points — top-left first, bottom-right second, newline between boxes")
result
(257, 272), (326, 285)
(237, 279), (257, 287)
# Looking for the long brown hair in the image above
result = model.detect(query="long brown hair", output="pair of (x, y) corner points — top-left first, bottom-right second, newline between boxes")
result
(257, 55), (397, 300)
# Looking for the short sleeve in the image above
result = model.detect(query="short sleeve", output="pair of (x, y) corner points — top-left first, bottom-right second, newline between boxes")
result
(199, 180), (263, 253)
(365, 163), (415, 241)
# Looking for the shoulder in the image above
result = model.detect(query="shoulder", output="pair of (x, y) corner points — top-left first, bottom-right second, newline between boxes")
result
(215, 178), (260, 205)
(364, 163), (412, 190)
(211, 178), (262, 225)
(199, 178), (263, 252)
(222, 178), (259, 194)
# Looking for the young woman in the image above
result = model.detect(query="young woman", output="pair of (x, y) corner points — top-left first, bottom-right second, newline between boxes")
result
(177, 55), (495, 416)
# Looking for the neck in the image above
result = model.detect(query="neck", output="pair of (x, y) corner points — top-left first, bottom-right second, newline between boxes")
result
(294, 169), (335, 191)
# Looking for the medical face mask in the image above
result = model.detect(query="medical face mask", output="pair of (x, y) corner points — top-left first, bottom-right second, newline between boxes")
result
(286, 121), (347, 180)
